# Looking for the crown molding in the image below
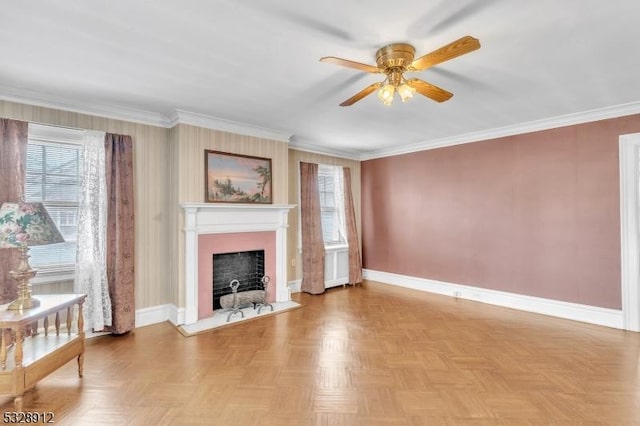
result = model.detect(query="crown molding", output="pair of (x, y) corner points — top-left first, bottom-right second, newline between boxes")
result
(0, 88), (293, 143)
(359, 101), (640, 161)
(288, 138), (362, 161)
(3, 87), (640, 160)
(0, 86), (170, 127)
(168, 109), (292, 143)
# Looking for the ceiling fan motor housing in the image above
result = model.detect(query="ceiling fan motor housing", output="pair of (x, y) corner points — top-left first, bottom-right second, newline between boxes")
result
(375, 43), (416, 70)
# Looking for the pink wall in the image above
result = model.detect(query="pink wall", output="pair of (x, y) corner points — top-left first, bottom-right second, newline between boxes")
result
(362, 115), (640, 309)
(197, 231), (276, 319)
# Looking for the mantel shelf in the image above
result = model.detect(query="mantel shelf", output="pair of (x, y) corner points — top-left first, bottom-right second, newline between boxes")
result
(180, 203), (295, 211)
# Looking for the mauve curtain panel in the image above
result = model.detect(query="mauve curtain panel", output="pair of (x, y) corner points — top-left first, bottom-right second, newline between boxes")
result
(300, 162), (325, 294)
(0, 119), (28, 303)
(343, 167), (363, 284)
(104, 133), (135, 334)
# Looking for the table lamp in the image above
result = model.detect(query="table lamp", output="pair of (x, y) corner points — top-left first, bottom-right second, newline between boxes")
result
(0, 201), (64, 310)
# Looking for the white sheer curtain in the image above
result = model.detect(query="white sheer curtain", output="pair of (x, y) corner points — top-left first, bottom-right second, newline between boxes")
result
(334, 166), (347, 243)
(74, 130), (112, 331)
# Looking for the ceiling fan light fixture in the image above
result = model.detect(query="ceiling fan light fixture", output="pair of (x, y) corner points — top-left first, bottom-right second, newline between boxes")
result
(321, 35), (480, 106)
(377, 83), (395, 105)
(397, 82), (416, 102)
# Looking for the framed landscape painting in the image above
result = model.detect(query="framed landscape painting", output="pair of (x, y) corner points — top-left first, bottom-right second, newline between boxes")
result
(204, 150), (272, 204)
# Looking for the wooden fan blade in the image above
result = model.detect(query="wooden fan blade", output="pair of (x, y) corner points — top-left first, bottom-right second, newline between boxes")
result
(408, 36), (480, 71)
(339, 82), (383, 106)
(320, 56), (381, 73)
(406, 78), (453, 102)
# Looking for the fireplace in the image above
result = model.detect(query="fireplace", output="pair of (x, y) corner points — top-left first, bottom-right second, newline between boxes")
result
(197, 231), (275, 319)
(181, 203), (295, 325)
(212, 249), (265, 310)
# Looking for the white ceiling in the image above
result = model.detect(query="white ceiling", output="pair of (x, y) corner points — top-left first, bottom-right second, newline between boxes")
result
(2, 0), (640, 159)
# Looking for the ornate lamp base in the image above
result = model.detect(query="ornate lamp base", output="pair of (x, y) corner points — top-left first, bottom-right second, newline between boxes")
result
(8, 296), (41, 310)
(7, 245), (40, 311)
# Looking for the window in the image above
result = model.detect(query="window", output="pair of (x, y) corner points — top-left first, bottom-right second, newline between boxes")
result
(25, 124), (84, 272)
(317, 164), (346, 246)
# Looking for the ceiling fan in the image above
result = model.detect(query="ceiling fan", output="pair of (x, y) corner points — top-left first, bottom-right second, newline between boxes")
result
(320, 35), (480, 106)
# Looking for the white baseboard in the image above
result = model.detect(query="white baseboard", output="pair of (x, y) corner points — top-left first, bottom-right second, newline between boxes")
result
(363, 269), (624, 329)
(288, 280), (302, 293)
(287, 279), (349, 292)
(135, 304), (172, 328)
(135, 304), (185, 328)
(138, 270), (624, 330)
(168, 305), (185, 326)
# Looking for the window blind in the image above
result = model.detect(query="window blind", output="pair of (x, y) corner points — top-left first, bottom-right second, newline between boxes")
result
(318, 164), (345, 245)
(25, 125), (83, 268)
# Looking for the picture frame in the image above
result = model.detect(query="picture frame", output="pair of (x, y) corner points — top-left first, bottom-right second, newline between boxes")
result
(204, 150), (272, 204)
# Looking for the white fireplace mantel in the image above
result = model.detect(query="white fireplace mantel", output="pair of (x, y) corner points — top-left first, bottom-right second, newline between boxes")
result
(181, 203), (295, 325)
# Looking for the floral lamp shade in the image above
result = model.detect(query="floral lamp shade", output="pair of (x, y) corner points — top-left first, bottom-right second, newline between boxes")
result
(0, 202), (65, 248)
(0, 202), (65, 310)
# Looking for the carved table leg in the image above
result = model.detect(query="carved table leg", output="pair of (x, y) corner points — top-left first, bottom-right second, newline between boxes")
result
(0, 329), (6, 371)
(66, 307), (72, 335)
(14, 395), (22, 412)
(77, 301), (85, 378)
(15, 330), (23, 368)
(14, 329), (23, 412)
(77, 354), (84, 378)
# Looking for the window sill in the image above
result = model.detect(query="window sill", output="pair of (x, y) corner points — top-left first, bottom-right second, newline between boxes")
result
(30, 268), (75, 285)
(325, 243), (348, 252)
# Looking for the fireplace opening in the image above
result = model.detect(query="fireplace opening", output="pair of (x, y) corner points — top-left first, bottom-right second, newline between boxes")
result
(212, 250), (265, 310)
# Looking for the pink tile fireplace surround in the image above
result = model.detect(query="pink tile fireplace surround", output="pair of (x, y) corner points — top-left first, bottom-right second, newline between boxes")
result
(181, 203), (295, 325)
(198, 231), (276, 320)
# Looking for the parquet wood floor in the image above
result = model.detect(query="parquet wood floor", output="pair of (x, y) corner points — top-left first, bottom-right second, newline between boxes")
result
(1, 280), (639, 425)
